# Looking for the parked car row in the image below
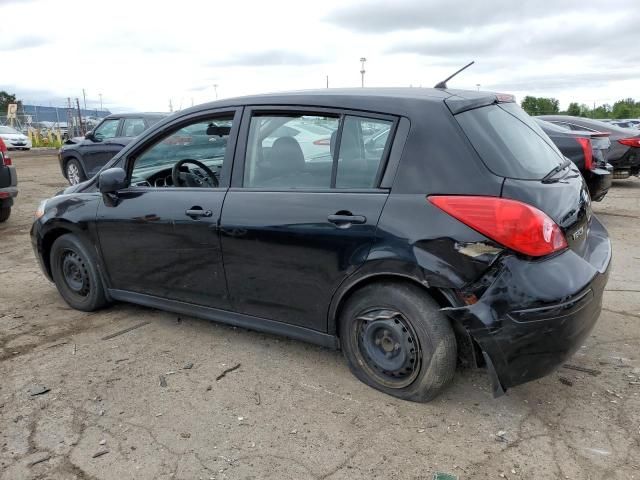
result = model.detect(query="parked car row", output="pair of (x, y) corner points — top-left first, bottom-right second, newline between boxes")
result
(539, 115), (640, 179)
(33, 88), (612, 402)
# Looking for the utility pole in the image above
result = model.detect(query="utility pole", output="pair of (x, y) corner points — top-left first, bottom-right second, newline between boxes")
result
(213, 84), (218, 100)
(360, 57), (367, 87)
(76, 98), (84, 135)
(98, 93), (103, 113)
(169, 99), (173, 113)
(326, 75), (329, 88)
(82, 89), (87, 111)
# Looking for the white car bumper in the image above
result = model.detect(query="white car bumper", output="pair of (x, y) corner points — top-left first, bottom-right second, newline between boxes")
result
(2, 137), (32, 149)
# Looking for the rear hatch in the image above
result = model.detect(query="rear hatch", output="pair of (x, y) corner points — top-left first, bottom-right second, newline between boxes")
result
(450, 99), (593, 256)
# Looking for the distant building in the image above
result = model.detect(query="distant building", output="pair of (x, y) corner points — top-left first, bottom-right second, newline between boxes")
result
(20, 104), (111, 124)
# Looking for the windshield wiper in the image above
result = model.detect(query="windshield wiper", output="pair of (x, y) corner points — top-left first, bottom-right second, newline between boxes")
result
(542, 158), (571, 183)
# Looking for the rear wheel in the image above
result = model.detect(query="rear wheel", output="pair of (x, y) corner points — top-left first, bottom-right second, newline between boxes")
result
(65, 159), (86, 185)
(50, 234), (107, 311)
(339, 282), (457, 402)
(0, 207), (10, 222)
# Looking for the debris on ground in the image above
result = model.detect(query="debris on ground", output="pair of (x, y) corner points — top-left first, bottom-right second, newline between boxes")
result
(432, 473), (458, 480)
(563, 363), (601, 376)
(206, 385), (212, 391)
(159, 375), (167, 387)
(99, 439), (106, 445)
(558, 376), (574, 386)
(183, 362), (194, 370)
(180, 432), (191, 439)
(495, 430), (508, 442)
(253, 391), (261, 405)
(216, 363), (241, 381)
(28, 385), (50, 397)
(101, 321), (150, 341)
(92, 449), (109, 458)
(28, 452), (51, 467)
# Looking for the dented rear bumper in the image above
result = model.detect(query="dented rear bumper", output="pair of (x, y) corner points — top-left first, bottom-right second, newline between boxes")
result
(444, 217), (612, 395)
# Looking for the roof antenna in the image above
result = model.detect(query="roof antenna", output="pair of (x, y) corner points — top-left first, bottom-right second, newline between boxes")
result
(434, 61), (475, 89)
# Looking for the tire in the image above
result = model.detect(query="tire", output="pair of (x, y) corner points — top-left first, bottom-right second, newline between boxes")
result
(339, 281), (457, 402)
(50, 234), (108, 311)
(0, 207), (10, 223)
(65, 158), (86, 185)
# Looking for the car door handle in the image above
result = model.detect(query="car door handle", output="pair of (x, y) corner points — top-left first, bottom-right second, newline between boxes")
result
(328, 213), (366, 226)
(185, 208), (213, 218)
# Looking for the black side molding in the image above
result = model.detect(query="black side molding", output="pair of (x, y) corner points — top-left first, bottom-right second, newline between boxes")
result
(108, 289), (339, 349)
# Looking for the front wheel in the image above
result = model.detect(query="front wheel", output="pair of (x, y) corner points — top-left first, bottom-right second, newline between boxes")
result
(0, 207), (10, 222)
(339, 282), (457, 402)
(50, 234), (108, 311)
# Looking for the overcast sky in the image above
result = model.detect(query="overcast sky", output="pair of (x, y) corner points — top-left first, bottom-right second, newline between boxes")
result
(2, 0), (639, 113)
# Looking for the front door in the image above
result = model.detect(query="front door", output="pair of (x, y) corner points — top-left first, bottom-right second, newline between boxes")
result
(96, 110), (240, 309)
(221, 109), (396, 330)
(83, 118), (122, 176)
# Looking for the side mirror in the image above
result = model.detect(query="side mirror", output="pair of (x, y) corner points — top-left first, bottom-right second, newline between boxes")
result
(98, 167), (127, 194)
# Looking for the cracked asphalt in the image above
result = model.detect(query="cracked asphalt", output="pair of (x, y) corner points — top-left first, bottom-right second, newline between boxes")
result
(1, 151), (639, 480)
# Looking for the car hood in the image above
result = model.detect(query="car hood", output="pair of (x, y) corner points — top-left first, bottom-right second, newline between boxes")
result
(1, 133), (28, 140)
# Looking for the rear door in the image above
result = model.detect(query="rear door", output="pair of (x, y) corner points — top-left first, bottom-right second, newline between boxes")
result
(220, 107), (397, 330)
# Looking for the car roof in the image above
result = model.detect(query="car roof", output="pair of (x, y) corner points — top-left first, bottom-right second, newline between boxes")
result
(104, 112), (168, 120)
(173, 87), (499, 117)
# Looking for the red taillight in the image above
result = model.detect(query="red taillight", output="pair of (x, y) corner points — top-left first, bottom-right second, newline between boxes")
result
(313, 138), (331, 146)
(618, 137), (640, 148)
(576, 137), (593, 170)
(0, 138), (9, 166)
(428, 195), (568, 257)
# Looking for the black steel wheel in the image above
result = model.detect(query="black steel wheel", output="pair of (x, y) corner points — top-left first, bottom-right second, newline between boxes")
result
(50, 234), (108, 311)
(339, 281), (457, 402)
(0, 207), (10, 223)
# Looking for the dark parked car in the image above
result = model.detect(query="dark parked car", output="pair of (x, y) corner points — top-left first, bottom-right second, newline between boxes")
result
(0, 138), (17, 222)
(539, 115), (640, 178)
(32, 89), (611, 402)
(58, 113), (167, 185)
(535, 119), (612, 201)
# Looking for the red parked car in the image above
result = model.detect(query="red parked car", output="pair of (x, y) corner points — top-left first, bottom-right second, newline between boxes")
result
(0, 137), (18, 222)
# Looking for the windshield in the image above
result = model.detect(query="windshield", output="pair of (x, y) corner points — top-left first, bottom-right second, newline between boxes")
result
(0, 126), (20, 134)
(456, 103), (565, 180)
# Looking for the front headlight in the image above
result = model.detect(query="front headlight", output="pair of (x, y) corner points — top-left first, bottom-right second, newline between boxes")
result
(35, 199), (48, 219)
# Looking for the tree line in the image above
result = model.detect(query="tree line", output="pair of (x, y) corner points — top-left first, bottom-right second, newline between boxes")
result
(520, 96), (640, 119)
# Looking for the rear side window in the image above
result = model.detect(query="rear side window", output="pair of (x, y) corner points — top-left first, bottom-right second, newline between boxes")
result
(456, 103), (564, 180)
(243, 113), (394, 190)
(122, 118), (146, 137)
(336, 116), (392, 188)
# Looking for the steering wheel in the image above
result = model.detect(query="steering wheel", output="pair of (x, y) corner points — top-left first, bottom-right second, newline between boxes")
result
(171, 159), (218, 188)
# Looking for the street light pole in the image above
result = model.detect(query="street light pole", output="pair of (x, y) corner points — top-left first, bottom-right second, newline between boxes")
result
(98, 93), (103, 113)
(360, 57), (367, 87)
(213, 84), (219, 100)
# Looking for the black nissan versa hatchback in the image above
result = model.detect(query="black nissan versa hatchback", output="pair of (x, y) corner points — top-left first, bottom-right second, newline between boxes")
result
(31, 89), (611, 402)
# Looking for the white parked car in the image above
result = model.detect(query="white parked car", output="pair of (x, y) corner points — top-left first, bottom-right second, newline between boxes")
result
(0, 126), (31, 150)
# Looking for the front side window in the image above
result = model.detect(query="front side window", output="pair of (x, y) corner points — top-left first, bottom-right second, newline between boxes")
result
(122, 118), (146, 137)
(93, 119), (120, 141)
(130, 116), (233, 188)
(244, 115), (338, 189)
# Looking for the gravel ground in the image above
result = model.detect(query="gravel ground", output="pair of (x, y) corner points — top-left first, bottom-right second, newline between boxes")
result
(1, 152), (639, 480)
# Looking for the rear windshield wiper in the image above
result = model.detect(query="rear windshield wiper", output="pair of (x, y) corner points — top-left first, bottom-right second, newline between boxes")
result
(542, 158), (571, 183)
